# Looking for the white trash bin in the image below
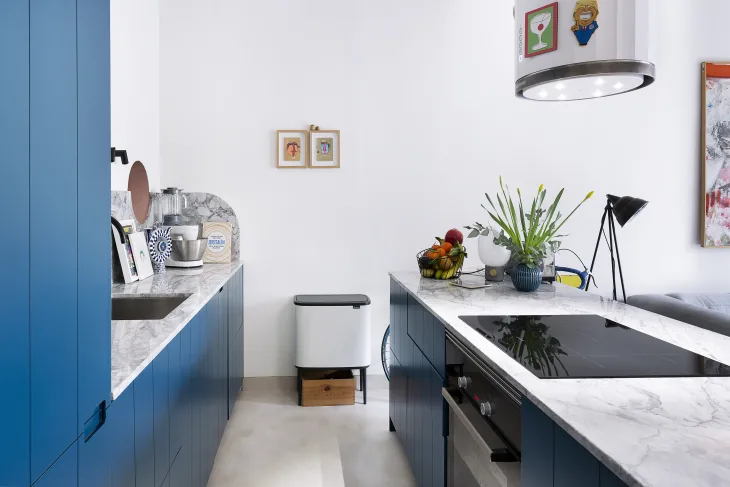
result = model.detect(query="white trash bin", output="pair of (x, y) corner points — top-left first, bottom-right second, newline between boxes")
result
(294, 294), (372, 404)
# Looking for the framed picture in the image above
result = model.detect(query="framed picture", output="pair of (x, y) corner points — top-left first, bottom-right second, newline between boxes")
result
(309, 130), (340, 168)
(525, 2), (558, 58)
(277, 130), (308, 168)
(702, 62), (730, 247)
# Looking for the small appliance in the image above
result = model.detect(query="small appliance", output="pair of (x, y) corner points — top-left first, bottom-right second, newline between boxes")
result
(166, 225), (205, 268)
(160, 187), (188, 226)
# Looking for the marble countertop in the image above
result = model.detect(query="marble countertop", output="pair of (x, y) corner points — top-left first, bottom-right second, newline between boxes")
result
(390, 270), (730, 487)
(111, 261), (243, 400)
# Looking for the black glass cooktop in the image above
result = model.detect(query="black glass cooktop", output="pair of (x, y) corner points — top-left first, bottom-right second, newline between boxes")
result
(459, 314), (730, 379)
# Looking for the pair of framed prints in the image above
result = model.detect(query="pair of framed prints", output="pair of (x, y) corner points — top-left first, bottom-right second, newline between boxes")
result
(276, 129), (340, 169)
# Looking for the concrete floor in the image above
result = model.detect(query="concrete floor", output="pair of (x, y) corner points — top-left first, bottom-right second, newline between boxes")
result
(208, 377), (416, 487)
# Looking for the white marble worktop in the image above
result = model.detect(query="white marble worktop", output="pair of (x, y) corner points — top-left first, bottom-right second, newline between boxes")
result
(390, 270), (730, 487)
(111, 261), (243, 400)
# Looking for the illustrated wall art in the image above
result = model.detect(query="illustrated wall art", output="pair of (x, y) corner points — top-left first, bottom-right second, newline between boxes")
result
(702, 62), (730, 247)
(310, 130), (340, 168)
(571, 0), (599, 46)
(525, 3), (558, 58)
(277, 130), (308, 168)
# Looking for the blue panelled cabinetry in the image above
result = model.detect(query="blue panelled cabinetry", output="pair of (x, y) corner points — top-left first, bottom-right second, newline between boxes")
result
(29, 0), (80, 479)
(154, 346), (171, 486)
(522, 397), (629, 487)
(109, 387), (136, 487)
(0, 2), (30, 486)
(33, 442), (78, 487)
(389, 279), (446, 487)
(77, 0), (112, 435)
(1, 0), (243, 483)
(134, 365), (155, 487)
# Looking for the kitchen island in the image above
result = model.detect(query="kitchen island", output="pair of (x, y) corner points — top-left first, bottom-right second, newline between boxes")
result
(389, 270), (730, 487)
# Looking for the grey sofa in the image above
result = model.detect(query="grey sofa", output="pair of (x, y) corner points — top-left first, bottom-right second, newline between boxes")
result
(627, 293), (730, 338)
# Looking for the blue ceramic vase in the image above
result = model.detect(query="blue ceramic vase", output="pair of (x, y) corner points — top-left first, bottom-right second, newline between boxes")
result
(511, 263), (542, 292)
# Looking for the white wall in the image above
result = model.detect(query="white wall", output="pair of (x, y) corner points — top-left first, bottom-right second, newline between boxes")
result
(158, 0), (730, 377)
(110, 0), (161, 191)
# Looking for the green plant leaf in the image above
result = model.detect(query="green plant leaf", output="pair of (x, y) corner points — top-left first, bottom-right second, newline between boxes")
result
(468, 229), (479, 238)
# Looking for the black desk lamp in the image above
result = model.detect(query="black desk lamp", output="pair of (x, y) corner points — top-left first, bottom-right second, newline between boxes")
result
(586, 194), (648, 302)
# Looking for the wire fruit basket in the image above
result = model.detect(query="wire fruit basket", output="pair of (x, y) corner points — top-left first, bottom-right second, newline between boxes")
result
(416, 241), (466, 280)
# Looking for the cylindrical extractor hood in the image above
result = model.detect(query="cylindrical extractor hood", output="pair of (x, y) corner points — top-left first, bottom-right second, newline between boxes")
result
(514, 0), (655, 101)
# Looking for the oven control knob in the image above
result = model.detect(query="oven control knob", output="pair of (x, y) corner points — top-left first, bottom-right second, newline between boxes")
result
(480, 401), (493, 417)
(457, 376), (471, 389)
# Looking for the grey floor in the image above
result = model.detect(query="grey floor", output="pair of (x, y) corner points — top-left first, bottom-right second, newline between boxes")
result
(208, 377), (416, 487)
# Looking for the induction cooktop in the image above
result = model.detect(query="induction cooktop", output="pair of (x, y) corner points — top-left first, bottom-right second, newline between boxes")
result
(459, 314), (730, 379)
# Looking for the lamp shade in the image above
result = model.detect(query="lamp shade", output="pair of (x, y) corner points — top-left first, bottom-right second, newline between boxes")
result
(607, 194), (648, 227)
(514, 0), (655, 101)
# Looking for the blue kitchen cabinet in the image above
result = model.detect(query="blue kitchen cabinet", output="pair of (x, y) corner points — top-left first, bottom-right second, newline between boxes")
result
(191, 311), (204, 487)
(33, 441), (78, 487)
(170, 325), (193, 487)
(29, 0), (80, 479)
(108, 388), (136, 487)
(169, 333), (183, 457)
(218, 284), (229, 441)
(154, 346), (171, 486)
(135, 365), (155, 487)
(522, 397), (629, 487)
(77, 0), (112, 436)
(79, 408), (112, 487)
(387, 280), (456, 487)
(0, 2), (30, 486)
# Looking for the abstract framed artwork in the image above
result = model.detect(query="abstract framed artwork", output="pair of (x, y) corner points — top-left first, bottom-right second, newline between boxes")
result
(309, 130), (340, 168)
(525, 2), (558, 58)
(277, 130), (308, 168)
(702, 62), (730, 247)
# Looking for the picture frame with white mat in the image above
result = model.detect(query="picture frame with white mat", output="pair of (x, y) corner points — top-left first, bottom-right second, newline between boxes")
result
(309, 129), (340, 168)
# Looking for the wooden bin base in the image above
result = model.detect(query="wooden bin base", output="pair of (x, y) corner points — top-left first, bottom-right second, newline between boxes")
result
(300, 369), (355, 407)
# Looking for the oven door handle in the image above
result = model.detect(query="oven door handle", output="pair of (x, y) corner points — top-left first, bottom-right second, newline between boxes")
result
(442, 388), (519, 464)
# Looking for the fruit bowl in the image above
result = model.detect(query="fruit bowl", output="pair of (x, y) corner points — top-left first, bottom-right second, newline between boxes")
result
(416, 240), (467, 280)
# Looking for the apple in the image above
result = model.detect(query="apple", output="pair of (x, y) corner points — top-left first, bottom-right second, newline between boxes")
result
(445, 228), (464, 245)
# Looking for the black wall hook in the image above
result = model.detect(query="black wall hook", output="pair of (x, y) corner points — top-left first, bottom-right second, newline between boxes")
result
(111, 147), (129, 165)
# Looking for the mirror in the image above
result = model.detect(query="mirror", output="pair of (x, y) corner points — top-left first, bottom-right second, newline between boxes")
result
(128, 161), (150, 224)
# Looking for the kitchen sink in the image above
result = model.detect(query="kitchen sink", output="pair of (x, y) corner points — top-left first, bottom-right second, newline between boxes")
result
(112, 295), (191, 321)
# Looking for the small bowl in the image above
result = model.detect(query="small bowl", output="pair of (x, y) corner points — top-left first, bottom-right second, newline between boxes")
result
(171, 238), (207, 261)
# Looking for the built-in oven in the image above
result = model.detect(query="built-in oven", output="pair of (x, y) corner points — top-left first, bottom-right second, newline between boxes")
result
(445, 331), (522, 487)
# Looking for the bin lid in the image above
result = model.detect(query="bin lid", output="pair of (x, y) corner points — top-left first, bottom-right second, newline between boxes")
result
(294, 294), (371, 306)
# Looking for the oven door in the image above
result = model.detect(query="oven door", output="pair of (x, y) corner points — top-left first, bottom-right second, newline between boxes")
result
(444, 387), (521, 487)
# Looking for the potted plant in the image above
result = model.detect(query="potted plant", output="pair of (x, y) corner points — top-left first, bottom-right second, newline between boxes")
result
(483, 178), (593, 292)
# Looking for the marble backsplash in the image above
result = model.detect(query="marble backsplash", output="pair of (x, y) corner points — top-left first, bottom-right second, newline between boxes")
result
(111, 190), (240, 262)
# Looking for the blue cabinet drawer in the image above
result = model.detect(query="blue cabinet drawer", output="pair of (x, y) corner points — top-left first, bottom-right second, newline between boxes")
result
(406, 294), (446, 379)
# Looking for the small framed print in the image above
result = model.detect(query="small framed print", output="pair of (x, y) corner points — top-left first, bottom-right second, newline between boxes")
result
(525, 2), (558, 58)
(277, 130), (308, 168)
(309, 130), (340, 168)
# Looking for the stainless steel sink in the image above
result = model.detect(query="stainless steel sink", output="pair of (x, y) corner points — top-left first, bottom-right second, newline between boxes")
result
(112, 295), (191, 321)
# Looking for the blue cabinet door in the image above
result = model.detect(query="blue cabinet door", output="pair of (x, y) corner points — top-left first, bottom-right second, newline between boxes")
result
(78, 405), (111, 487)
(33, 441), (78, 487)
(109, 389), (136, 487)
(170, 325), (193, 487)
(76, 0), (111, 433)
(218, 285), (228, 441)
(154, 346), (171, 486)
(169, 333), (183, 457)
(0, 3), (30, 486)
(135, 365), (155, 487)
(190, 312), (203, 487)
(29, 0), (79, 479)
